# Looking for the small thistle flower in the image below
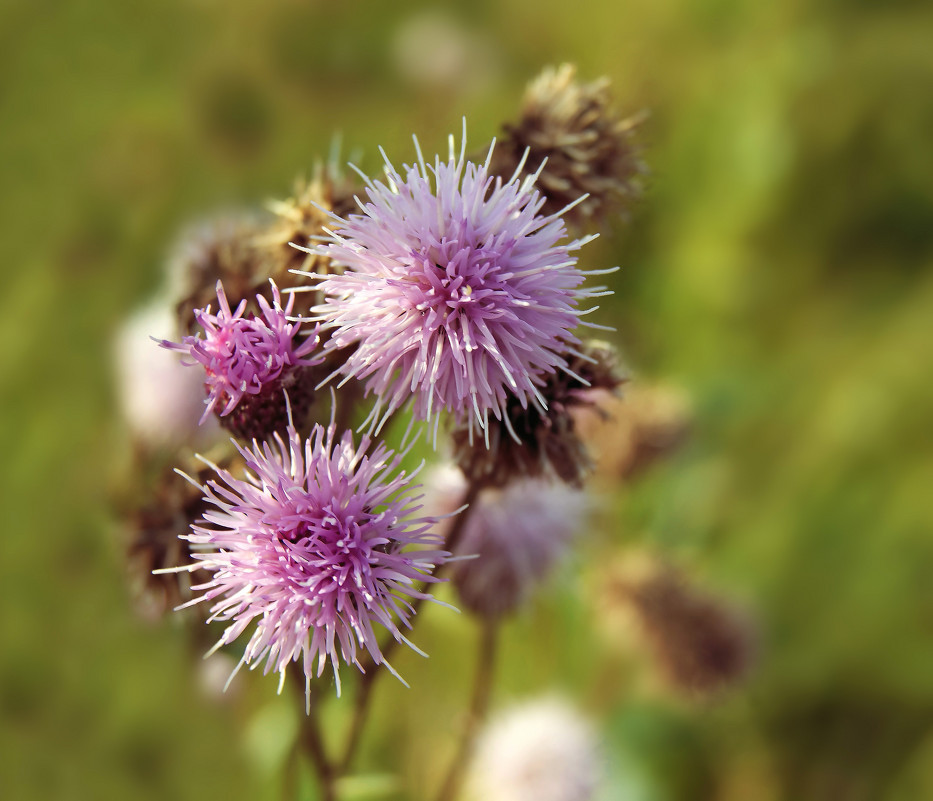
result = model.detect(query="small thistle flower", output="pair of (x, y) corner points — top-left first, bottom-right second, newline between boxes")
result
(160, 280), (322, 440)
(307, 126), (614, 440)
(622, 566), (754, 695)
(469, 697), (601, 801)
(446, 473), (588, 619)
(489, 64), (645, 231)
(452, 340), (626, 488)
(161, 419), (450, 698)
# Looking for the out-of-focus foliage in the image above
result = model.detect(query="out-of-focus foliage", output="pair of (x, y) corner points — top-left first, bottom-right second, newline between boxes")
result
(2, 0), (931, 799)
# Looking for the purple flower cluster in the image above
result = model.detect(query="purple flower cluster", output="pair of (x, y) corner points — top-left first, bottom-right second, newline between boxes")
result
(309, 131), (607, 439)
(160, 280), (321, 424)
(167, 420), (448, 697)
(151, 123), (615, 704)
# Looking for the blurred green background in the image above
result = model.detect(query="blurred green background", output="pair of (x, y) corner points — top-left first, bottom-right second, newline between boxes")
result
(2, 0), (932, 799)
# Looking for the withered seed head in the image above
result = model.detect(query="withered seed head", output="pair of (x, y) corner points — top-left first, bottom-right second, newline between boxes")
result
(622, 566), (755, 696)
(258, 167), (358, 291)
(170, 214), (268, 335)
(170, 170), (358, 337)
(123, 458), (232, 620)
(489, 63), (646, 232)
(452, 340), (626, 488)
(575, 382), (692, 482)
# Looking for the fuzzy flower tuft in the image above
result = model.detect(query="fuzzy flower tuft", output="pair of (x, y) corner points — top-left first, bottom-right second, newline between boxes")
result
(161, 419), (450, 699)
(160, 280), (322, 436)
(306, 126), (614, 440)
(469, 697), (602, 801)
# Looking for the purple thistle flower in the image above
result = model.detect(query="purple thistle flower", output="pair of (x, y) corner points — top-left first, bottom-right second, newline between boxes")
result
(305, 126), (614, 440)
(159, 419), (450, 699)
(160, 280), (322, 425)
(424, 465), (588, 618)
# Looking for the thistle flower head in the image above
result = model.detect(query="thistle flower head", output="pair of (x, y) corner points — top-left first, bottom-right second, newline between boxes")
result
(115, 298), (216, 448)
(160, 280), (322, 436)
(164, 419), (449, 697)
(437, 471), (587, 618)
(307, 126), (611, 440)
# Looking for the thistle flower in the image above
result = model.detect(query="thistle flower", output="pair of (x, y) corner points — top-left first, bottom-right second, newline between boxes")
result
(160, 419), (450, 698)
(452, 340), (626, 488)
(160, 280), (322, 440)
(437, 471), (588, 619)
(489, 64), (645, 231)
(306, 126), (614, 440)
(469, 697), (601, 801)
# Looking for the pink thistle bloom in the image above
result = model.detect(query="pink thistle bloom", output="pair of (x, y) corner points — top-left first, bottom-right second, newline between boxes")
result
(305, 126), (614, 440)
(160, 419), (450, 699)
(453, 478), (588, 618)
(160, 280), (322, 424)
(423, 465), (588, 618)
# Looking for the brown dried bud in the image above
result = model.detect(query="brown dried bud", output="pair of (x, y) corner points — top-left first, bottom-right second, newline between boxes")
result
(623, 567), (755, 696)
(123, 457), (228, 620)
(489, 63), (646, 231)
(170, 171), (358, 336)
(452, 340), (626, 488)
(169, 214), (268, 336)
(575, 382), (691, 482)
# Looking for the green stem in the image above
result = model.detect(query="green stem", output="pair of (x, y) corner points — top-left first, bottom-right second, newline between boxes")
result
(434, 619), (500, 801)
(337, 480), (482, 775)
(291, 671), (338, 801)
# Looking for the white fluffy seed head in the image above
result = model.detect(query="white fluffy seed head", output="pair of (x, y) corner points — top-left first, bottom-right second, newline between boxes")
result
(469, 697), (602, 801)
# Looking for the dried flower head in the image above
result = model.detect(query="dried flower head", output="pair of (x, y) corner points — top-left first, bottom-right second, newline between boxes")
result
(489, 64), (645, 231)
(160, 419), (450, 698)
(168, 214), (268, 336)
(469, 697), (601, 801)
(453, 340), (626, 488)
(159, 280), (322, 440)
(574, 382), (692, 482)
(623, 566), (754, 695)
(124, 460), (214, 621)
(450, 475), (588, 618)
(259, 168), (358, 287)
(307, 126), (612, 440)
